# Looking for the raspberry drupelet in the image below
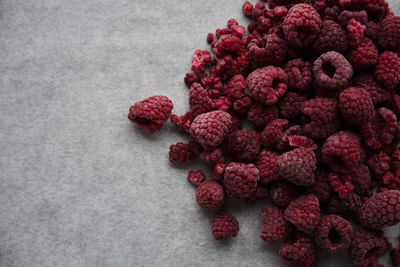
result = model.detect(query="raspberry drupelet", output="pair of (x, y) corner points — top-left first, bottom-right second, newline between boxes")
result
(196, 180), (224, 211)
(169, 142), (195, 163)
(212, 211), (239, 240)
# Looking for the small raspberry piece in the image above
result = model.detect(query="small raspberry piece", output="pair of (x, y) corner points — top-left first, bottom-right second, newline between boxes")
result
(284, 59), (312, 91)
(247, 102), (279, 128)
(191, 50), (212, 74)
(223, 74), (246, 101)
(128, 95), (173, 134)
(276, 125), (303, 152)
(328, 172), (354, 199)
(377, 15), (400, 51)
(229, 129), (261, 162)
(190, 111), (232, 151)
(279, 92), (307, 120)
(337, 10), (368, 27)
(212, 162), (226, 180)
(271, 181), (299, 207)
(314, 214), (352, 254)
(170, 112), (191, 133)
(212, 211), (239, 240)
(260, 119), (289, 148)
(287, 135), (317, 150)
(347, 19), (366, 48)
(367, 151), (391, 176)
(284, 194), (320, 232)
(374, 51), (400, 89)
(282, 4), (322, 48)
(279, 232), (316, 267)
(245, 186), (269, 204)
(351, 164), (372, 196)
(260, 205), (292, 242)
(187, 170), (205, 186)
(359, 190), (400, 229)
(339, 87), (374, 126)
(206, 33), (214, 44)
(348, 38), (378, 69)
(257, 150), (280, 185)
(242, 1), (254, 17)
(278, 148), (316, 186)
(189, 83), (214, 120)
(306, 167), (332, 203)
(184, 72), (199, 87)
(196, 180), (224, 211)
(246, 66), (288, 105)
(328, 192), (362, 214)
(365, 21), (379, 41)
(312, 20), (348, 56)
(248, 33), (287, 66)
(224, 162), (259, 200)
(169, 142), (195, 163)
(200, 148), (223, 164)
(233, 95), (253, 115)
(353, 74), (391, 105)
(313, 51), (353, 91)
(322, 131), (361, 173)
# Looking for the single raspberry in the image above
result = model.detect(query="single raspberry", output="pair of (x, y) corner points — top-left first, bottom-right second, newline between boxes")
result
(278, 148), (316, 186)
(328, 192), (362, 214)
(276, 125), (303, 152)
(328, 172), (355, 199)
(169, 142), (195, 163)
(260, 119), (289, 148)
(245, 186), (269, 204)
(248, 33), (287, 66)
(212, 211), (239, 240)
(284, 194), (320, 232)
(184, 72), (199, 87)
(337, 10), (368, 27)
(247, 102), (279, 128)
(190, 111), (232, 151)
(207, 33), (214, 44)
(279, 92), (307, 120)
(191, 50), (212, 74)
(233, 95), (253, 115)
(347, 18), (366, 48)
(322, 131), (361, 173)
(229, 129), (261, 162)
(287, 135), (317, 150)
(351, 164), (372, 196)
(377, 15), (400, 51)
(271, 181), (299, 207)
(312, 20), (348, 56)
(256, 150), (280, 185)
(128, 95), (173, 134)
(348, 38), (378, 69)
(224, 162), (259, 200)
(313, 51), (353, 91)
(246, 66), (288, 105)
(306, 166), (332, 203)
(359, 190), (400, 229)
(200, 148), (223, 164)
(284, 59), (312, 92)
(391, 245), (400, 266)
(215, 34), (242, 55)
(282, 4), (322, 48)
(367, 151), (391, 176)
(338, 87), (374, 126)
(196, 180), (224, 211)
(374, 51), (400, 89)
(187, 170), (205, 186)
(189, 83), (214, 120)
(274, 5), (288, 17)
(353, 74), (391, 105)
(227, 18), (239, 29)
(222, 74), (246, 101)
(279, 232), (317, 267)
(314, 214), (352, 254)
(242, 1), (254, 17)
(365, 21), (379, 41)
(260, 205), (292, 242)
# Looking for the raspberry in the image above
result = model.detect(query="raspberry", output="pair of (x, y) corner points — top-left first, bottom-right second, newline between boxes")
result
(324, 5), (340, 21)
(365, 21), (379, 41)
(337, 10), (368, 27)
(313, 51), (353, 91)
(200, 148), (223, 164)
(188, 136), (203, 154)
(322, 131), (361, 173)
(191, 50), (212, 74)
(247, 102), (279, 128)
(170, 112), (191, 133)
(169, 142), (195, 163)
(374, 51), (400, 89)
(128, 95), (173, 134)
(278, 148), (316, 186)
(328, 192), (362, 214)
(338, 87), (374, 126)
(367, 151), (391, 176)
(224, 162), (259, 199)
(353, 74), (391, 105)
(212, 211), (239, 240)
(207, 33), (214, 44)
(246, 66), (288, 105)
(284, 194), (320, 232)
(260, 205), (292, 242)
(189, 83), (214, 120)
(196, 180), (224, 211)
(306, 167), (332, 203)
(312, 20), (348, 56)
(212, 161), (226, 181)
(184, 72), (199, 87)
(233, 95), (253, 115)
(328, 172), (354, 199)
(314, 214), (352, 254)
(212, 96), (231, 111)
(271, 181), (299, 207)
(287, 135), (317, 150)
(215, 34), (242, 55)
(223, 74), (246, 101)
(190, 111), (232, 151)
(284, 59), (312, 91)
(279, 92), (307, 120)
(347, 19), (366, 48)
(351, 164), (372, 196)
(359, 190), (400, 229)
(282, 4), (322, 48)
(260, 119), (289, 148)
(248, 33), (287, 66)
(377, 15), (400, 51)
(279, 232), (317, 267)
(229, 129), (261, 162)
(348, 38), (378, 69)
(242, 1), (254, 17)
(187, 170), (205, 186)
(276, 125), (303, 152)
(245, 186), (269, 204)
(256, 150), (280, 185)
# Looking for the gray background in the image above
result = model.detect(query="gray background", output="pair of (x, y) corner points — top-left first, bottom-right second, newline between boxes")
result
(1, 0), (400, 266)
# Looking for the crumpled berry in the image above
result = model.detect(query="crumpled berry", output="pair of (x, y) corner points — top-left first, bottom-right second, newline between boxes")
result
(279, 232), (317, 267)
(338, 87), (374, 126)
(229, 129), (261, 162)
(196, 180), (224, 211)
(189, 83), (214, 120)
(260, 205), (292, 242)
(374, 51), (400, 89)
(279, 92), (307, 120)
(328, 172), (355, 199)
(256, 150), (280, 185)
(169, 142), (195, 163)
(187, 170), (205, 185)
(223, 74), (246, 101)
(287, 135), (317, 150)
(337, 10), (368, 27)
(328, 192), (362, 215)
(276, 125), (303, 152)
(260, 119), (289, 148)
(367, 151), (391, 176)
(224, 162), (259, 199)
(284, 194), (320, 232)
(191, 50), (212, 74)
(271, 181), (300, 207)
(284, 58), (312, 91)
(212, 211), (239, 240)
(248, 33), (287, 66)
(312, 20), (348, 56)
(184, 72), (199, 87)
(247, 102), (279, 128)
(233, 95), (253, 115)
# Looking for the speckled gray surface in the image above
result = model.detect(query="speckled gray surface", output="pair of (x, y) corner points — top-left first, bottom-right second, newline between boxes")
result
(1, 1), (400, 266)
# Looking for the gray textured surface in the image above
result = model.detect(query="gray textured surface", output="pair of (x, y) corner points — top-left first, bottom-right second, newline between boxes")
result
(1, 1), (400, 266)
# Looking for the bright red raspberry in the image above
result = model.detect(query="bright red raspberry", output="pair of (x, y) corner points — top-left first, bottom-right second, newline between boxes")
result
(279, 92), (307, 120)
(191, 50), (212, 74)
(271, 181), (299, 207)
(338, 87), (374, 126)
(196, 180), (224, 211)
(260, 205), (292, 242)
(279, 232), (317, 267)
(374, 51), (400, 89)
(206, 33), (214, 44)
(260, 119), (289, 148)
(377, 15), (400, 51)
(247, 102), (279, 128)
(248, 33), (287, 66)
(348, 38), (378, 69)
(282, 4), (322, 48)
(245, 186), (270, 204)
(328, 192), (362, 214)
(246, 66), (288, 105)
(337, 10), (368, 27)
(284, 194), (320, 232)
(284, 59), (312, 91)
(314, 214), (352, 254)
(256, 150), (280, 185)
(212, 96), (231, 111)
(212, 211), (239, 240)
(128, 95), (173, 134)
(306, 167), (332, 203)
(353, 74), (391, 105)
(278, 148), (316, 186)
(190, 111), (232, 151)
(312, 20), (348, 56)
(184, 72), (199, 87)
(229, 129), (261, 162)
(224, 162), (259, 199)
(187, 170), (205, 186)
(189, 83), (214, 120)
(242, 1), (254, 17)
(222, 74), (246, 101)
(169, 142), (195, 163)
(328, 172), (354, 199)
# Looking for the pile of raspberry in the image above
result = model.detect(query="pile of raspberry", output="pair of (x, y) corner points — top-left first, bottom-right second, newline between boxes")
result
(128, 0), (400, 266)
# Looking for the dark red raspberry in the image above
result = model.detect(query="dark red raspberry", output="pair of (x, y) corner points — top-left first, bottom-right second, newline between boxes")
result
(287, 135), (317, 150)
(233, 95), (253, 115)
(260, 119), (289, 148)
(377, 15), (400, 51)
(374, 51), (400, 89)
(324, 5), (340, 21)
(306, 167), (332, 203)
(191, 50), (212, 74)
(391, 245), (400, 266)
(187, 170), (205, 186)
(348, 38), (378, 69)
(271, 181), (299, 207)
(212, 96), (231, 111)
(229, 129), (261, 162)
(215, 34), (242, 55)
(279, 92), (307, 120)
(256, 150), (280, 185)
(212, 161), (226, 181)
(223, 74), (246, 101)
(207, 33), (214, 44)
(337, 10), (368, 27)
(282, 4), (322, 48)
(322, 131), (361, 173)
(353, 74), (391, 105)
(367, 151), (391, 176)
(196, 180), (224, 211)
(224, 162), (259, 200)
(170, 112), (191, 133)
(169, 142), (195, 163)
(314, 214), (352, 254)
(351, 164), (372, 196)
(184, 72), (199, 87)
(246, 66), (288, 105)
(338, 87), (374, 126)
(248, 33), (287, 66)
(313, 51), (353, 91)
(279, 232), (317, 267)
(242, 1), (254, 17)
(328, 172), (355, 199)
(347, 18), (366, 48)
(190, 111), (232, 151)
(284, 59), (312, 91)
(188, 136), (203, 154)
(260, 205), (292, 242)
(284, 194), (320, 232)
(312, 20), (348, 56)
(276, 125), (303, 152)
(278, 148), (316, 186)
(189, 83), (214, 120)
(212, 211), (239, 240)
(128, 95), (173, 134)
(365, 21), (379, 41)
(328, 192), (362, 214)
(200, 148), (223, 164)
(247, 102), (279, 128)
(245, 186), (269, 204)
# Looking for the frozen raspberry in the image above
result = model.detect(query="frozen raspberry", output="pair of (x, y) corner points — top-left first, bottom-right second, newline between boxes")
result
(347, 19), (366, 48)
(359, 190), (400, 229)
(190, 111), (232, 151)
(278, 148), (316, 186)
(391, 245), (400, 266)
(374, 51), (400, 89)
(284, 59), (312, 91)
(224, 162), (259, 199)
(314, 214), (352, 254)
(200, 148), (223, 164)
(365, 21), (379, 41)
(242, 1), (254, 17)
(187, 170), (205, 186)
(348, 38), (378, 69)
(279, 92), (307, 120)
(184, 72), (199, 87)
(313, 51), (353, 91)
(229, 129), (261, 162)
(276, 125), (303, 152)
(271, 181), (299, 207)
(328, 172), (354, 199)
(306, 167), (332, 203)
(367, 151), (391, 176)
(196, 180), (224, 211)
(282, 4), (322, 48)
(206, 33), (214, 44)
(338, 87), (374, 126)
(169, 142), (195, 163)
(301, 97), (340, 139)
(337, 9), (368, 26)
(189, 83), (214, 120)
(233, 95), (253, 115)
(248, 33), (287, 66)
(322, 131), (361, 173)
(188, 136), (203, 154)
(287, 135), (317, 150)
(170, 112), (191, 133)
(279, 232), (317, 267)
(377, 15), (400, 51)
(223, 74), (246, 101)
(256, 150), (280, 185)
(260, 119), (289, 148)
(212, 211), (239, 240)
(212, 96), (231, 112)
(247, 102), (279, 128)
(353, 74), (391, 105)
(260, 205), (292, 242)
(312, 20), (348, 56)
(215, 34), (242, 55)
(128, 95), (173, 134)
(245, 186), (269, 204)
(324, 5), (340, 21)
(246, 66), (288, 105)
(328, 192), (362, 214)
(191, 50), (212, 74)
(212, 161), (226, 181)
(351, 164), (372, 196)
(284, 194), (320, 232)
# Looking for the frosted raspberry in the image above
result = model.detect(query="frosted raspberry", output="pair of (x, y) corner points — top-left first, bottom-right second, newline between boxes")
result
(260, 205), (292, 242)
(348, 38), (378, 69)
(306, 167), (332, 203)
(189, 83), (214, 120)
(200, 148), (223, 164)
(215, 34), (242, 55)
(284, 59), (312, 91)
(337, 10), (368, 27)
(323, 5), (340, 21)
(212, 211), (239, 240)
(212, 96), (231, 112)
(190, 111), (232, 151)
(367, 151), (391, 176)
(374, 51), (400, 89)
(365, 21), (379, 41)
(248, 33), (287, 66)
(351, 164), (372, 196)
(377, 15), (400, 51)
(224, 162), (259, 200)
(187, 170), (205, 186)
(312, 20), (348, 56)
(242, 1), (254, 17)
(313, 51), (353, 91)
(246, 66), (288, 105)
(260, 119), (289, 148)
(271, 181), (299, 207)
(212, 161), (226, 181)
(282, 4), (322, 48)
(314, 214), (352, 254)
(287, 135), (317, 150)
(347, 19), (366, 48)
(338, 87), (374, 126)
(353, 74), (391, 105)
(196, 180), (224, 211)
(322, 131), (361, 173)
(279, 232), (317, 267)
(279, 92), (307, 120)
(278, 148), (316, 186)
(276, 125), (303, 152)
(245, 186), (269, 204)
(184, 72), (199, 87)
(223, 74), (246, 101)
(170, 112), (191, 133)
(128, 95), (173, 134)
(169, 142), (195, 163)
(233, 95), (253, 115)
(328, 192), (362, 214)
(328, 172), (354, 199)
(247, 102), (279, 128)
(284, 194), (320, 232)
(229, 129), (261, 162)
(191, 50), (212, 74)
(256, 150), (280, 185)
